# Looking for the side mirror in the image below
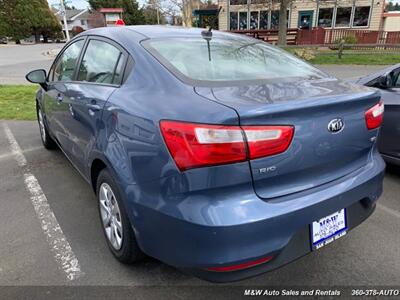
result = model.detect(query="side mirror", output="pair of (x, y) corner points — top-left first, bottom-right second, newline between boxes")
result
(26, 69), (47, 89)
(376, 74), (394, 89)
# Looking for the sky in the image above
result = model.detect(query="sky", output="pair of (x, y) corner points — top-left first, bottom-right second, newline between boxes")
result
(48, 0), (89, 9)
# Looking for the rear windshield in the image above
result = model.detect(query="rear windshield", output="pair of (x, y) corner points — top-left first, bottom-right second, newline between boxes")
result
(143, 36), (327, 85)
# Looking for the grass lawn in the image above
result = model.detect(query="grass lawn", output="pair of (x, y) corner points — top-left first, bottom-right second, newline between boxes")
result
(0, 85), (37, 120)
(310, 53), (400, 65)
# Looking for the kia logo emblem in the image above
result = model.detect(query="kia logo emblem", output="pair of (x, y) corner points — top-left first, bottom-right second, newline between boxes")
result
(328, 118), (344, 133)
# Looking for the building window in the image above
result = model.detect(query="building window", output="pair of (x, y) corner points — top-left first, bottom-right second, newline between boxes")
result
(270, 10), (279, 29)
(230, 12), (238, 30)
(250, 11), (259, 29)
(239, 11), (248, 30)
(318, 7), (333, 28)
(353, 6), (370, 27)
(260, 10), (269, 29)
(270, 10), (289, 30)
(230, 0), (247, 5)
(335, 7), (352, 27)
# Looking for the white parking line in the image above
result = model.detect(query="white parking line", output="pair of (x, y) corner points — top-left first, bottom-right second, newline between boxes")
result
(3, 124), (27, 167)
(0, 146), (43, 162)
(377, 203), (400, 219)
(2, 122), (83, 281)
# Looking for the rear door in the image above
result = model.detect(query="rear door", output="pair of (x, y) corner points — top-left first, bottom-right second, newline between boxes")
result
(62, 37), (128, 176)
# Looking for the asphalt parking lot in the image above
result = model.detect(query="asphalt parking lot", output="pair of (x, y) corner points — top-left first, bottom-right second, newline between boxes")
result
(1, 120), (400, 293)
(1, 43), (400, 298)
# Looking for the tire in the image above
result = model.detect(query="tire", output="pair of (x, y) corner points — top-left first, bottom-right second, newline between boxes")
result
(96, 169), (144, 264)
(36, 103), (57, 150)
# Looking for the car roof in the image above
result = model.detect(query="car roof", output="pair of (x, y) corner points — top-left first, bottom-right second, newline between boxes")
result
(126, 25), (229, 39)
(81, 25), (244, 42)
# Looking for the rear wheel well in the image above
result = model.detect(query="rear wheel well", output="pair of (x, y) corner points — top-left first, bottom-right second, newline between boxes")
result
(91, 159), (107, 194)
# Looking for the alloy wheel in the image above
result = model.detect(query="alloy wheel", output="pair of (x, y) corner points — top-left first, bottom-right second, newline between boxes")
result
(38, 108), (46, 143)
(99, 183), (123, 250)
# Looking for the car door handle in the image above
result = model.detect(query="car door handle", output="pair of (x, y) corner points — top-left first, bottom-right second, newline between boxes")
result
(87, 103), (101, 111)
(87, 103), (101, 116)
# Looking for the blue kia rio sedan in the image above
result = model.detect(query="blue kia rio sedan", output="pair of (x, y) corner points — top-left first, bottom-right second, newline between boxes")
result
(26, 26), (385, 282)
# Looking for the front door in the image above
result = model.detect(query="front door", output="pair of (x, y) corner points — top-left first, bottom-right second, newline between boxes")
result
(44, 38), (86, 150)
(298, 10), (314, 29)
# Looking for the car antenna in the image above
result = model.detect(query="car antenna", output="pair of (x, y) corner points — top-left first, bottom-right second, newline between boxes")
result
(201, 6), (222, 62)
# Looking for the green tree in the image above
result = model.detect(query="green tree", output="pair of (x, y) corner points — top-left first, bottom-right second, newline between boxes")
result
(0, 0), (61, 43)
(31, 0), (63, 42)
(142, 4), (166, 24)
(89, 0), (145, 24)
(121, 0), (145, 24)
(0, 0), (7, 37)
(1, 0), (33, 43)
(387, 1), (394, 11)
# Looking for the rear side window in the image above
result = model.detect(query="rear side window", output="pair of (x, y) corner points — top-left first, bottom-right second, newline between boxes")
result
(53, 40), (85, 82)
(77, 40), (124, 85)
(144, 37), (327, 84)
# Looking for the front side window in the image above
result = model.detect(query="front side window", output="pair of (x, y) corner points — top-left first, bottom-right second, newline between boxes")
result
(353, 6), (370, 27)
(77, 40), (124, 85)
(335, 7), (352, 27)
(53, 40), (85, 82)
(144, 37), (327, 84)
(318, 8), (333, 28)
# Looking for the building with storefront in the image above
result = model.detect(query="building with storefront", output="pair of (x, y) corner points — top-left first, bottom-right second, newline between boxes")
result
(218, 0), (386, 31)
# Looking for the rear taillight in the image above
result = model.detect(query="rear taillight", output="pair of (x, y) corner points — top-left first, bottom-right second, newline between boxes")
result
(243, 126), (294, 159)
(159, 121), (247, 171)
(160, 120), (294, 171)
(365, 100), (384, 130)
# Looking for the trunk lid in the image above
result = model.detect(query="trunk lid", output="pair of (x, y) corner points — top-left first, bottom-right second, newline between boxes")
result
(196, 78), (381, 199)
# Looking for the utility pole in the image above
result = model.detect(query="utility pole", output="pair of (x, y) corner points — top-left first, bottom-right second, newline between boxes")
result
(60, 0), (70, 41)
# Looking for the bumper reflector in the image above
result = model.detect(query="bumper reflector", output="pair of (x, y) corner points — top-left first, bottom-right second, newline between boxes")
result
(206, 256), (274, 272)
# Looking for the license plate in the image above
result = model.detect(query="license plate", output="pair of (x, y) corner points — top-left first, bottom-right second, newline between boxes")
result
(311, 208), (347, 250)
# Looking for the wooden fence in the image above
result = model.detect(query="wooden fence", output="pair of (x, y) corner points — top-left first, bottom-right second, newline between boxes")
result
(231, 28), (400, 47)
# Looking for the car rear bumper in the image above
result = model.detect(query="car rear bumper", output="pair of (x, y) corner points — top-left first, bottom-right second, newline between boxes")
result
(127, 152), (385, 282)
(381, 153), (400, 166)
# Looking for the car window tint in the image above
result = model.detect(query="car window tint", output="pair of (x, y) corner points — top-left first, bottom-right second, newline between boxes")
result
(77, 40), (123, 85)
(394, 69), (400, 87)
(53, 40), (84, 82)
(112, 55), (125, 85)
(145, 37), (327, 83)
